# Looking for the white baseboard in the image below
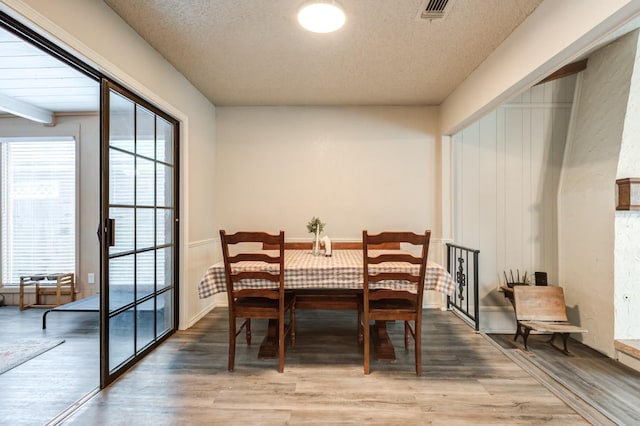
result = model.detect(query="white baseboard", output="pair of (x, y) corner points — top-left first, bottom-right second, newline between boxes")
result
(617, 352), (640, 373)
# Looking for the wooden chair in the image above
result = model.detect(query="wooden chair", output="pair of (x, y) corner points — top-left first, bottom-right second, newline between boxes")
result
(19, 273), (75, 310)
(220, 230), (295, 372)
(513, 285), (587, 354)
(361, 230), (431, 375)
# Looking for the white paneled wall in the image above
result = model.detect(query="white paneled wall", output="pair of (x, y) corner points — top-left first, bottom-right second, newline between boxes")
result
(452, 76), (576, 331)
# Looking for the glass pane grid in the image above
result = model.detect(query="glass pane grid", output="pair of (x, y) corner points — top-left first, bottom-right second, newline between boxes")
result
(107, 85), (176, 381)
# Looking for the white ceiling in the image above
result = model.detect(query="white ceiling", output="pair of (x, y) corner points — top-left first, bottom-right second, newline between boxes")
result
(0, 26), (99, 121)
(103, 0), (544, 106)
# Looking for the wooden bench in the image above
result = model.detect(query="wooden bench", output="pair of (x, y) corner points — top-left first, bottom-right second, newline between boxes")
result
(513, 285), (587, 355)
(19, 273), (75, 311)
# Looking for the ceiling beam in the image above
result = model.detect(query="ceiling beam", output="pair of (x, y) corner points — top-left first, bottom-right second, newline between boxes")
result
(0, 93), (54, 125)
(535, 59), (588, 86)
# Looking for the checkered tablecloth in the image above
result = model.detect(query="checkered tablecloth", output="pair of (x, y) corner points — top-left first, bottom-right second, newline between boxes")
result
(198, 250), (455, 299)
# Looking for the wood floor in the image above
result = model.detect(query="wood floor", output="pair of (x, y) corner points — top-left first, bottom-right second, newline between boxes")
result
(0, 305), (99, 426)
(3, 305), (639, 425)
(490, 332), (640, 425)
(65, 308), (590, 425)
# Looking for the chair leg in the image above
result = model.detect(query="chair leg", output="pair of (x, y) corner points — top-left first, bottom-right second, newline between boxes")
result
(414, 318), (422, 376)
(357, 303), (364, 345)
(278, 311), (285, 373)
(404, 321), (410, 350)
(228, 315), (236, 372)
(514, 323), (522, 342)
(522, 328), (531, 351)
(561, 333), (571, 354)
(35, 283), (41, 306)
(363, 315), (371, 375)
(290, 302), (296, 347)
(56, 284), (61, 307)
(546, 333), (573, 355)
(246, 319), (251, 345)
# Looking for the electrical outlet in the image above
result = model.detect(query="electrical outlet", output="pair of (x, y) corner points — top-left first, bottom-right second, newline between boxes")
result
(88, 272), (95, 284)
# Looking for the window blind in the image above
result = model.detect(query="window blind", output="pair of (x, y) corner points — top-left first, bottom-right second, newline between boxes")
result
(1, 138), (76, 284)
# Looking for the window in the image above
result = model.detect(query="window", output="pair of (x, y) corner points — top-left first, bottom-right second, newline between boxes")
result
(0, 138), (76, 284)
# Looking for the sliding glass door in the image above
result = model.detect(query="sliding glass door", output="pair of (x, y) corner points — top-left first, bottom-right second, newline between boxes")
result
(100, 80), (179, 387)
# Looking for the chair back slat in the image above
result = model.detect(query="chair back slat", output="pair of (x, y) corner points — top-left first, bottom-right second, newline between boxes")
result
(368, 289), (415, 301)
(366, 253), (422, 264)
(224, 231), (281, 245)
(367, 272), (420, 283)
(365, 232), (426, 246)
(233, 288), (281, 299)
(229, 253), (281, 264)
(231, 271), (280, 283)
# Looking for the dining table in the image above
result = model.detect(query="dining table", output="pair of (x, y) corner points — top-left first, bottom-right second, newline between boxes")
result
(198, 249), (456, 361)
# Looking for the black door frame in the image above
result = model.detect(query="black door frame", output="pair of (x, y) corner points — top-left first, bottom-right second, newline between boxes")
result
(100, 80), (180, 387)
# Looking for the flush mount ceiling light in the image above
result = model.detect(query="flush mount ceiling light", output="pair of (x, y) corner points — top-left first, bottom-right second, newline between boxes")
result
(297, 1), (346, 33)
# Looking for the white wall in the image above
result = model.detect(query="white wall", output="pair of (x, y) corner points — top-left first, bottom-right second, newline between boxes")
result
(215, 107), (440, 238)
(615, 32), (640, 342)
(559, 31), (638, 357)
(1, 0), (219, 328)
(452, 77), (575, 332)
(615, 211), (640, 340)
(214, 106), (445, 306)
(0, 114), (100, 299)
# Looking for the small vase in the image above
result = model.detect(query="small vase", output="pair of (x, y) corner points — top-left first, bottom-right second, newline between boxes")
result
(312, 233), (321, 256)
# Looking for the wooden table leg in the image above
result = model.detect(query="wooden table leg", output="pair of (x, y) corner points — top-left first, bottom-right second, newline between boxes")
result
(257, 319), (278, 359)
(372, 320), (396, 361)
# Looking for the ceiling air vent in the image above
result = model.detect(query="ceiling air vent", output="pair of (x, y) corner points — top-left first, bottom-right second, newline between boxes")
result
(418, 0), (456, 20)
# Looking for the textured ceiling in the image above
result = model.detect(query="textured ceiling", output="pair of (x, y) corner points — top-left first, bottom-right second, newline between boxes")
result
(103, 0), (543, 106)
